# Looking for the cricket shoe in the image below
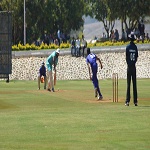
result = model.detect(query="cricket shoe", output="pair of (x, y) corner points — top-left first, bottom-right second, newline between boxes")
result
(125, 102), (129, 106)
(134, 103), (138, 106)
(47, 89), (51, 92)
(98, 96), (103, 100)
(52, 88), (55, 92)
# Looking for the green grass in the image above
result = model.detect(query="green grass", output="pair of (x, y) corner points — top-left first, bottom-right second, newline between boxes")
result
(0, 79), (150, 150)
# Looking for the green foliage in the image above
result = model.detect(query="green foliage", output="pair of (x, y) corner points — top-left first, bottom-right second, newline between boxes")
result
(12, 45), (19, 51)
(0, 0), (86, 44)
(0, 0), (150, 45)
(12, 39), (150, 51)
(90, 39), (150, 48)
(86, 0), (150, 34)
(1, 0), (150, 45)
(59, 42), (70, 49)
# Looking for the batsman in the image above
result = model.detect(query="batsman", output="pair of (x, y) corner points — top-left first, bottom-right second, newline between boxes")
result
(46, 49), (60, 92)
(86, 48), (103, 100)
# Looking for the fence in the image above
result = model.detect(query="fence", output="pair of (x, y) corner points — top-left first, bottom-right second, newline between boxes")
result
(0, 11), (12, 82)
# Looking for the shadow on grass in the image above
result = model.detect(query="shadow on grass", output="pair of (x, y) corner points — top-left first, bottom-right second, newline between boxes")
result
(0, 101), (17, 109)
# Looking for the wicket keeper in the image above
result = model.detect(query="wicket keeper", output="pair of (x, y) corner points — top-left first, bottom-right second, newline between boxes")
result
(38, 62), (47, 90)
(86, 48), (103, 100)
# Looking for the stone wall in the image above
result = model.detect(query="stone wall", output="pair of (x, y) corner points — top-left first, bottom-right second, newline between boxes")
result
(10, 49), (150, 80)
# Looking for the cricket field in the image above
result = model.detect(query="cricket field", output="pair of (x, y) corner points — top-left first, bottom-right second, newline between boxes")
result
(0, 79), (150, 150)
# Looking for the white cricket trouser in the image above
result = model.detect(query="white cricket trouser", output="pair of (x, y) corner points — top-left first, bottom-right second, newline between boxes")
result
(47, 70), (53, 90)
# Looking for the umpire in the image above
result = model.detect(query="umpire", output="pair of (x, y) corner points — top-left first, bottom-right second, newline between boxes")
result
(125, 32), (138, 106)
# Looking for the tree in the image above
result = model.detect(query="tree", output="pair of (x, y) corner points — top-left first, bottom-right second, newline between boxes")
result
(85, 0), (119, 38)
(52, 0), (85, 34)
(2, 0), (149, 44)
(1, 0), (86, 44)
(86, 0), (150, 38)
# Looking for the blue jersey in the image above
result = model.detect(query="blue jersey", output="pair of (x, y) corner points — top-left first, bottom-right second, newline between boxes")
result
(39, 65), (46, 76)
(86, 53), (97, 66)
(126, 42), (138, 67)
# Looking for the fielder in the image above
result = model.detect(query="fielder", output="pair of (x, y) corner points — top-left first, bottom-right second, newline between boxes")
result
(86, 48), (103, 100)
(46, 49), (60, 92)
(125, 32), (138, 106)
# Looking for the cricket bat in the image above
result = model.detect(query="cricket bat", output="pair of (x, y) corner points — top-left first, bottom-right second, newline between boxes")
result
(54, 71), (56, 86)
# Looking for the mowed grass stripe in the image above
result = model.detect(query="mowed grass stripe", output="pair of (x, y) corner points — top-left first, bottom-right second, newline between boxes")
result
(0, 79), (150, 150)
